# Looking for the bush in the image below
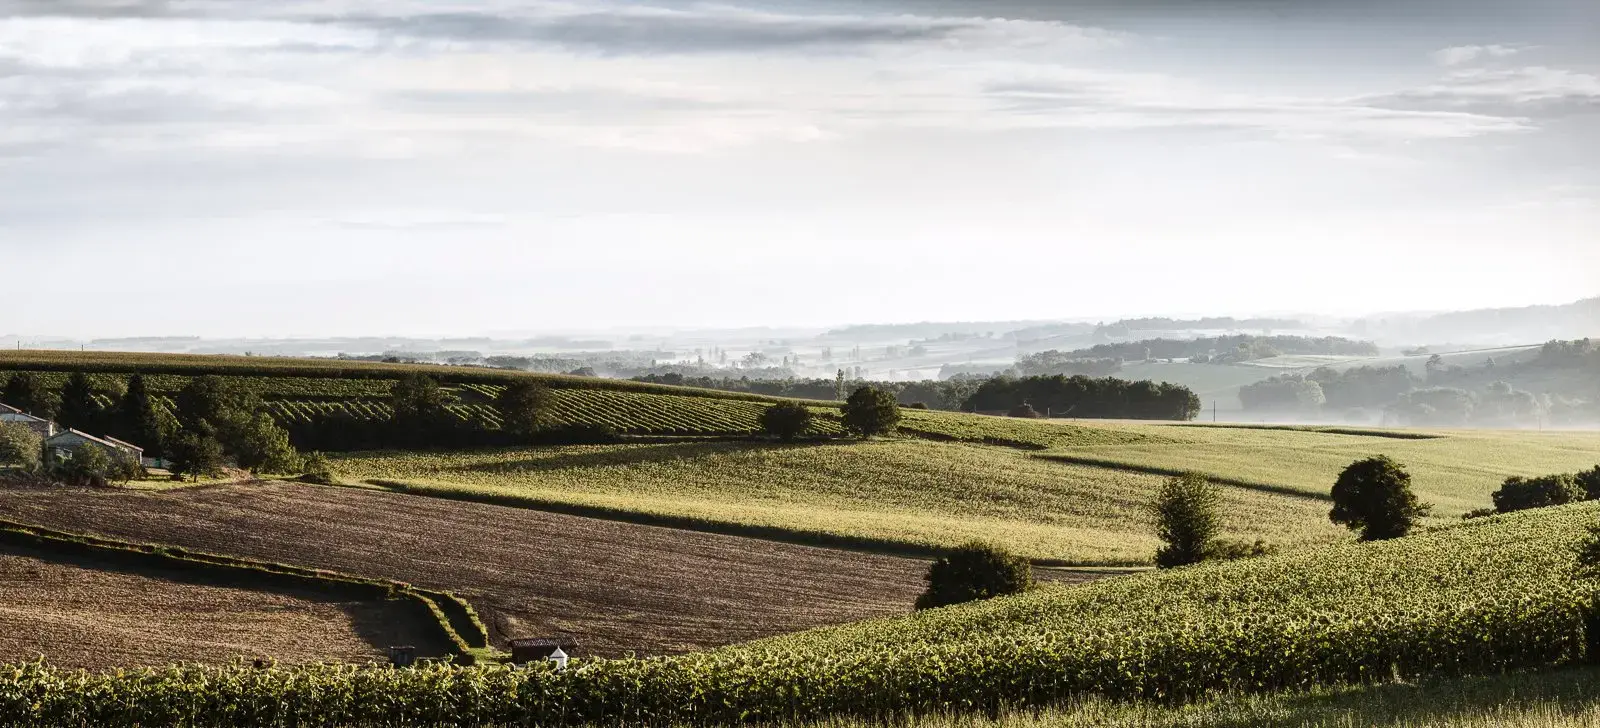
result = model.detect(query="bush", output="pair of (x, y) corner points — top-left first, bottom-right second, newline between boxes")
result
(1462, 508), (1498, 520)
(915, 541), (1034, 610)
(0, 422), (42, 472)
(298, 452), (338, 485)
(903, 402), (930, 410)
(1330, 455), (1431, 541)
(841, 386), (901, 438)
(50, 444), (117, 488)
(1492, 474), (1585, 513)
(758, 402), (814, 441)
(1576, 465), (1600, 501)
(1149, 473), (1223, 568)
(531, 423), (621, 445)
(1007, 402), (1042, 418)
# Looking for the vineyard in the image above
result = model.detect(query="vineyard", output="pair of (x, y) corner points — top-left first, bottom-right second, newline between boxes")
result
(3, 503), (1596, 725)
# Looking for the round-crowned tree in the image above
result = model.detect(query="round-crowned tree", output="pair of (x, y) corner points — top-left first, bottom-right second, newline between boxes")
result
(1149, 472), (1223, 568)
(1492, 474), (1585, 513)
(495, 381), (554, 440)
(1575, 465), (1600, 501)
(1330, 455), (1431, 541)
(840, 386), (901, 438)
(915, 541), (1034, 610)
(759, 402), (814, 441)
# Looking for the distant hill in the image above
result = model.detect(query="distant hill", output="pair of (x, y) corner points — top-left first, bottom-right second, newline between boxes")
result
(1351, 297), (1600, 347)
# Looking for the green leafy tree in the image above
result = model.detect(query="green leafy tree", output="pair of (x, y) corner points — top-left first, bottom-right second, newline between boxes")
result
(168, 426), (227, 482)
(0, 422), (42, 472)
(175, 375), (257, 434)
(914, 541), (1034, 610)
(840, 386), (901, 438)
(232, 412), (300, 474)
(50, 443), (119, 487)
(56, 372), (104, 433)
(1492, 474), (1585, 513)
(391, 374), (450, 427)
(1149, 473), (1224, 568)
(115, 375), (173, 459)
(759, 402), (814, 441)
(1330, 456), (1432, 541)
(494, 381), (554, 440)
(2, 373), (58, 418)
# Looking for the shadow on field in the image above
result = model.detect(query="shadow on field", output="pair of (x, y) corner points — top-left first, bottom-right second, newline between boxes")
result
(446, 439), (861, 474)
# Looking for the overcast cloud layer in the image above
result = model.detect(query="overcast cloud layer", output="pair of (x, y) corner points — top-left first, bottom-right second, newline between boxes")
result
(1, 0), (1596, 336)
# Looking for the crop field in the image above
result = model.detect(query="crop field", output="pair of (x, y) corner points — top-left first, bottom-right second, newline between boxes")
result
(331, 439), (1343, 564)
(1041, 422), (1600, 515)
(0, 543), (435, 669)
(6, 504), (1594, 726)
(0, 481), (934, 657)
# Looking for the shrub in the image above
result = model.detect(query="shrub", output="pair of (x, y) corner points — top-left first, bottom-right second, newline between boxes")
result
(903, 402), (930, 410)
(0, 422), (42, 472)
(915, 541), (1034, 610)
(1007, 402), (1042, 418)
(841, 386), (901, 438)
(532, 423), (621, 445)
(759, 402), (814, 441)
(298, 452), (337, 485)
(1492, 474), (1585, 513)
(1576, 465), (1600, 501)
(50, 444), (115, 488)
(1462, 508), (1498, 520)
(1149, 473), (1223, 568)
(1330, 455), (1431, 541)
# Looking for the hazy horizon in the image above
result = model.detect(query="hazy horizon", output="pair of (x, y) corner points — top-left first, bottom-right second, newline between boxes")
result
(3, 0), (1598, 338)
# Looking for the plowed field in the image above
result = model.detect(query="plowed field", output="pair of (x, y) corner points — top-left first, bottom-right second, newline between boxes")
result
(0, 543), (437, 669)
(0, 482), (944, 657)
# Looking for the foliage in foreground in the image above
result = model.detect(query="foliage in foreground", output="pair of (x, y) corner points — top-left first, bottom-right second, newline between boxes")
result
(3, 504), (1597, 726)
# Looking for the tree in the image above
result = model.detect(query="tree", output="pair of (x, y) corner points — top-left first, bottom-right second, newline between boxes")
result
(914, 541), (1034, 610)
(175, 375), (256, 434)
(168, 427), (227, 482)
(759, 402), (814, 441)
(1, 373), (57, 418)
(841, 386), (901, 438)
(1149, 473), (1224, 568)
(0, 422), (42, 472)
(232, 411), (300, 474)
(1492, 474), (1585, 513)
(298, 451), (337, 485)
(50, 443), (120, 487)
(56, 372), (103, 433)
(1330, 456), (1431, 541)
(495, 381), (554, 440)
(391, 373), (449, 424)
(115, 374), (173, 459)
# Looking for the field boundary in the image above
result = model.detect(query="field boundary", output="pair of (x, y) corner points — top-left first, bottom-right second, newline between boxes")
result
(0, 517), (490, 657)
(1170, 423), (1447, 440)
(1031, 453), (1330, 501)
(342, 479), (1128, 568)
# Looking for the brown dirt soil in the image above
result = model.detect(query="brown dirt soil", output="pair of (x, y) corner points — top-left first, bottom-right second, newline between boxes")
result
(0, 543), (440, 669)
(0, 481), (967, 657)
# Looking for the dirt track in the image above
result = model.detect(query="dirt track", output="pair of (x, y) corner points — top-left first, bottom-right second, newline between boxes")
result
(0, 543), (436, 669)
(0, 481), (944, 657)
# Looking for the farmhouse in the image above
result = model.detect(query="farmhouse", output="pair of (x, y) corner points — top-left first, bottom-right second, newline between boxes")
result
(0, 403), (58, 438)
(44, 429), (142, 464)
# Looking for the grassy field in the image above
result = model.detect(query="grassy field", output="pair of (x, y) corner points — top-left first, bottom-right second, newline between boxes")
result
(332, 439), (1343, 564)
(805, 666), (1600, 728)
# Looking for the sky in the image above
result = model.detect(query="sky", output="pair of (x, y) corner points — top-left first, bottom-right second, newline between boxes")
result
(1, 0), (1597, 337)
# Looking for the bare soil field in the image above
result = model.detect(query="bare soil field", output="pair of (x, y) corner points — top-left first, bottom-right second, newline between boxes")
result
(0, 481), (974, 657)
(0, 543), (438, 669)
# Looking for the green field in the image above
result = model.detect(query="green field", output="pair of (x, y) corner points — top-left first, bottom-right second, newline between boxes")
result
(334, 439), (1341, 564)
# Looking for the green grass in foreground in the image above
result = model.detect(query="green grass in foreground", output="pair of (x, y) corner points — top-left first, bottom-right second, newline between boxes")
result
(803, 666), (1600, 728)
(332, 439), (1343, 564)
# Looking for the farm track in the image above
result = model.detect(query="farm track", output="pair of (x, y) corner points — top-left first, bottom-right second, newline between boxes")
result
(0, 542), (437, 669)
(0, 481), (1042, 657)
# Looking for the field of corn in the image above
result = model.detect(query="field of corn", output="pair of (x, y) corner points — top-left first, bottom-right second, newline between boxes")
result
(334, 440), (1342, 564)
(4, 503), (1596, 726)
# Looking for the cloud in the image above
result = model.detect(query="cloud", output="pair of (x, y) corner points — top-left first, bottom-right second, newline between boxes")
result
(1366, 66), (1600, 115)
(1431, 44), (1522, 66)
